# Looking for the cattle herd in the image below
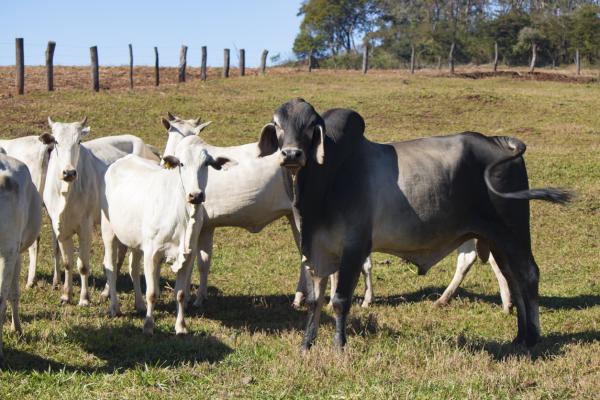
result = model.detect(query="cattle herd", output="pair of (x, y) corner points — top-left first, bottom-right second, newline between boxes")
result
(0, 98), (572, 360)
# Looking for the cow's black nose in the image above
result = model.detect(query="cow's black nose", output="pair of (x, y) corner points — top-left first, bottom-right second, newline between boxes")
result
(281, 148), (303, 161)
(187, 191), (205, 204)
(62, 169), (77, 181)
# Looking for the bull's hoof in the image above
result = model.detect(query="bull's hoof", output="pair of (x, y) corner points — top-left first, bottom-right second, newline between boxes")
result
(25, 281), (35, 290)
(333, 335), (346, 351)
(292, 292), (305, 309)
(11, 322), (22, 335)
(99, 291), (109, 302)
(502, 304), (514, 315)
(361, 299), (372, 308)
(60, 295), (70, 305)
(143, 318), (154, 335)
(109, 305), (121, 318)
(300, 342), (312, 353)
(193, 296), (207, 308)
(433, 298), (449, 308)
(78, 299), (90, 307)
(135, 302), (147, 314)
(175, 324), (188, 335)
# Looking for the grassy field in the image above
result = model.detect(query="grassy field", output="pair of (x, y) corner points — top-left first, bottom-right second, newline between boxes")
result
(0, 69), (598, 399)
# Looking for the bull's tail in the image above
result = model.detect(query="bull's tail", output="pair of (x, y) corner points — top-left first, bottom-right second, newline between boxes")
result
(484, 137), (573, 204)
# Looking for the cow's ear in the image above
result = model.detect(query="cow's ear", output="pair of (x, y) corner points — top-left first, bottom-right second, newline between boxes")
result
(162, 118), (172, 131)
(39, 132), (57, 145)
(167, 111), (176, 121)
(162, 155), (181, 169)
(208, 156), (237, 171)
(0, 147), (6, 155)
(312, 124), (325, 165)
(48, 116), (55, 127)
(258, 123), (278, 157)
(194, 121), (212, 135)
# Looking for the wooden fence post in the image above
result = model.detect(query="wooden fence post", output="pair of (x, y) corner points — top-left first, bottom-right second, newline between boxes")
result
(46, 41), (56, 91)
(15, 38), (24, 95)
(362, 42), (369, 74)
(154, 47), (159, 86)
(201, 46), (207, 81)
(239, 49), (245, 76)
(179, 45), (188, 83)
(410, 44), (415, 74)
(90, 46), (99, 92)
(575, 48), (581, 75)
(260, 49), (268, 75)
(448, 42), (455, 74)
(223, 48), (230, 78)
(128, 44), (133, 89)
(529, 42), (536, 73)
(308, 49), (314, 72)
(493, 42), (498, 73)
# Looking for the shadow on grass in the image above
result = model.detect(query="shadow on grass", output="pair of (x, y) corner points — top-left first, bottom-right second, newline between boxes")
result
(372, 286), (600, 311)
(186, 292), (334, 333)
(460, 330), (600, 362)
(1, 325), (233, 373)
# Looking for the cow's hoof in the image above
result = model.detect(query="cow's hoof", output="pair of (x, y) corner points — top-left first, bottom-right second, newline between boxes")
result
(502, 304), (514, 315)
(193, 297), (205, 308)
(333, 334), (346, 350)
(60, 295), (70, 305)
(300, 343), (312, 353)
(361, 300), (372, 308)
(109, 306), (121, 318)
(135, 303), (147, 314)
(175, 324), (188, 335)
(99, 292), (109, 302)
(143, 318), (154, 335)
(432, 298), (449, 308)
(11, 323), (22, 335)
(25, 281), (35, 289)
(78, 299), (90, 307)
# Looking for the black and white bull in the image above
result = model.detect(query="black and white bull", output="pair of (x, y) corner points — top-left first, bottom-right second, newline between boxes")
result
(258, 98), (571, 350)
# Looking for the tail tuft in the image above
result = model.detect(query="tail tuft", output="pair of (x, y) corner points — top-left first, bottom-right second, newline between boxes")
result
(525, 187), (574, 204)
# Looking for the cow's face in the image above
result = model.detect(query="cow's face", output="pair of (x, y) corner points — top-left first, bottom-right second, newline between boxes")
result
(162, 112), (212, 161)
(45, 117), (90, 183)
(257, 98), (324, 173)
(163, 136), (234, 204)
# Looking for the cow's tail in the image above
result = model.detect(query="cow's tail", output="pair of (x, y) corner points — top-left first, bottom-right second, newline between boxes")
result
(484, 137), (573, 204)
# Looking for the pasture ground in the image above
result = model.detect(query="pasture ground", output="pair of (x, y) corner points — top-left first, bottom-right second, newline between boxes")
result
(0, 69), (598, 399)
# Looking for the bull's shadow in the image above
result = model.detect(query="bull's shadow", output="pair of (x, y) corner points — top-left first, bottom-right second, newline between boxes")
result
(371, 285), (600, 311)
(184, 290), (333, 333)
(457, 330), (600, 361)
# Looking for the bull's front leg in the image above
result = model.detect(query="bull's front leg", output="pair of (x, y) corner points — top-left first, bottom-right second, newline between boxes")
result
(287, 214), (307, 308)
(129, 250), (145, 313)
(175, 255), (195, 335)
(58, 237), (75, 304)
(142, 250), (161, 335)
(51, 230), (61, 288)
(332, 245), (368, 350)
(101, 214), (121, 316)
(76, 221), (93, 306)
(193, 228), (214, 307)
(10, 254), (22, 334)
(301, 265), (327, 351)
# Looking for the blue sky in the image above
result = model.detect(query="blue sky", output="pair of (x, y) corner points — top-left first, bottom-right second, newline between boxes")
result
(0, 1), (303, 67)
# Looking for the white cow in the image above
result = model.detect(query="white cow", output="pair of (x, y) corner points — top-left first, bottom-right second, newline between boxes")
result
(162, 115), (511, 312)
(0, 153), (42, 361)
(101, 136), (233, 334)
(43, 117), (159, 306)
(0, 135), (59, 288)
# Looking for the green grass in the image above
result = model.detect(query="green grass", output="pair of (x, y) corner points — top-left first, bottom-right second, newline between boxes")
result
(1, 70), (599, 399)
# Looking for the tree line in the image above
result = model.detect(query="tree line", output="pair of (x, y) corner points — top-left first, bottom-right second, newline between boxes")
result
(293, 0), (600, 69)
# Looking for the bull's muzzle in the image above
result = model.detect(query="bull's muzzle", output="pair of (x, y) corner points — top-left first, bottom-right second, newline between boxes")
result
(187, 191), (205, 204)
(280, 148), (305, 170)
(62, 169), (77, 182)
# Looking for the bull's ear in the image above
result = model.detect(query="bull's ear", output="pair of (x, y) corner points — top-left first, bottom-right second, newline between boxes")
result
(167, 111), (176, 121)
(258, 123), (278, 157)
(162, 155), (181, 169)
(194, 121), (212, 135)
(208, 156), (237, 170)
(39, 132), (57, 145)
(162, 117), (171, 130)
(0, 147), (6, 155)
(312, 124), (325, 165)
(48, 116), (55, 127)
